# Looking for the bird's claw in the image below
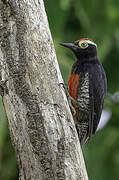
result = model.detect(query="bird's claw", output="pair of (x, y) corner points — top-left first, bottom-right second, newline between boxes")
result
(59, 82), (89, 115)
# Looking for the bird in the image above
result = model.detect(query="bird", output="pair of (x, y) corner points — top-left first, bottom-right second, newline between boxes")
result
(60, 38), (107, 146)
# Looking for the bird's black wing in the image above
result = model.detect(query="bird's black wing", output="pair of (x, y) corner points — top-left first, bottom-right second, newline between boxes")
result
(89, 62), (107, 135)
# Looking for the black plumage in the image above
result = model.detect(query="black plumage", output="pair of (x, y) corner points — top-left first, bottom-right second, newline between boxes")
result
(60, 38), (107, 146)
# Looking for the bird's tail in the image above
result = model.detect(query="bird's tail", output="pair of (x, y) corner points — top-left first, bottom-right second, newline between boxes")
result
(75, 121), (89, 147)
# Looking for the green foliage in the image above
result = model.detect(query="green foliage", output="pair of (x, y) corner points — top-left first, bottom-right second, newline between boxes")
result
(0, 0), (119, 179)
(0, 97), (18, 180)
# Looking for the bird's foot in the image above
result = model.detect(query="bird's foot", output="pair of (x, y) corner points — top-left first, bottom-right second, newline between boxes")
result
(59, 82), (76, 115)
(59, 82), (89, 115)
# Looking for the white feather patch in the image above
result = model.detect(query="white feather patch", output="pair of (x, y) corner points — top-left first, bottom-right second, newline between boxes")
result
(84, 40), (97, 47)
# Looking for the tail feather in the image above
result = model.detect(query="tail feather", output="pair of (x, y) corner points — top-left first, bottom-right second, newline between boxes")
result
(75, 120), (89, 147)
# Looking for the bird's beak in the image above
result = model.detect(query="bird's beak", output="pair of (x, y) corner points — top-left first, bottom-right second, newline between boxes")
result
(60, 42), (76, 51)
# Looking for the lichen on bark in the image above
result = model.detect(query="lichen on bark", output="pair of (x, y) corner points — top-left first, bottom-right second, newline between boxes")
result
(0, 0), (88, 179)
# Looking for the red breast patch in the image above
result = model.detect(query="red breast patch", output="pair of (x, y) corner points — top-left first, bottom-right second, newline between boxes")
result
(68, 73), (80, 100)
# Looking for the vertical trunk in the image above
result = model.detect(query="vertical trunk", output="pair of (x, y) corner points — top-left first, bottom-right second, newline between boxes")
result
(0, 0), (88, 179)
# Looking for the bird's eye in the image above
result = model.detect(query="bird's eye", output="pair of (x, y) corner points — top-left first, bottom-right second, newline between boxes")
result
(78, 41), (88, 49)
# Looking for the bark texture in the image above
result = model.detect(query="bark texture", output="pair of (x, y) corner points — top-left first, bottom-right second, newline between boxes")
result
(0, 0), (88, 179)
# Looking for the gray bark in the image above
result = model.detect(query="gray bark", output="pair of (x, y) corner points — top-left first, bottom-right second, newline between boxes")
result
(0, 0), (88, 180)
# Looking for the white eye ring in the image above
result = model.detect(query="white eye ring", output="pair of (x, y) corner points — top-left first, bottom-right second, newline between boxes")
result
(78, 41), (88, 49)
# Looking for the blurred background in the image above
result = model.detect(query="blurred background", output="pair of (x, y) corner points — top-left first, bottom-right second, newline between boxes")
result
(0, 0), (119, 179)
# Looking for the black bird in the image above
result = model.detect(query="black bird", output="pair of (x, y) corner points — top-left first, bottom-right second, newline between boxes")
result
(60, 38), (107, 146)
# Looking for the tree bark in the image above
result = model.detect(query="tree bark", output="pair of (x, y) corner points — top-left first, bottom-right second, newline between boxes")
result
(0, 0), (88, 179)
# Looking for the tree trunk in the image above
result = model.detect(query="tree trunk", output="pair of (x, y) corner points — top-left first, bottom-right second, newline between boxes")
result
(0, 0), (88, 179)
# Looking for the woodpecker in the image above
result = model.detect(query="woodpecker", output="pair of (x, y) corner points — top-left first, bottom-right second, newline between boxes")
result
(60, 38), (107, 146)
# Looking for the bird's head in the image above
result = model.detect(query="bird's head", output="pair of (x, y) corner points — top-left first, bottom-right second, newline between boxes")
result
(60, 38), (97, 61)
